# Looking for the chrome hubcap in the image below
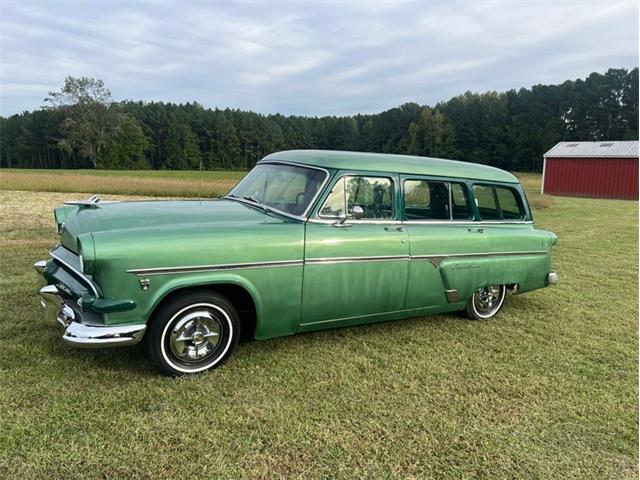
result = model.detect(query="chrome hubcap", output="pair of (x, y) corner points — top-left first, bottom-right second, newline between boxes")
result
(474, 285), (502, 314)
(169, 310), (222, 363)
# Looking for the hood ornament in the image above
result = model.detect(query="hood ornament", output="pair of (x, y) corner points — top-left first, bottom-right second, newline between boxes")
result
(64, 195), (119, 209)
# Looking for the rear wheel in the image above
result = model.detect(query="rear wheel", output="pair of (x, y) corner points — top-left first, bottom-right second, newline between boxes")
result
(465, 285), (507, 320)
(145, 291), (240, 375)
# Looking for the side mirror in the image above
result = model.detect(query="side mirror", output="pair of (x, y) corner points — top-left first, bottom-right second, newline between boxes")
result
(352, 205), (365, 220)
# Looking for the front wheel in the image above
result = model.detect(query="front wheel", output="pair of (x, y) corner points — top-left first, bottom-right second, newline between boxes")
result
(465, 285), (507, 320)
(145, 291), (240, 375)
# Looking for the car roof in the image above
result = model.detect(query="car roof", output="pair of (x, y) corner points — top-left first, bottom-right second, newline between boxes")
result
(261, 150), (519, 184)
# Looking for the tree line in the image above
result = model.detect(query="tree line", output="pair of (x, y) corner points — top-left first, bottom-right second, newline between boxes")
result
(0, 68), (637, 172)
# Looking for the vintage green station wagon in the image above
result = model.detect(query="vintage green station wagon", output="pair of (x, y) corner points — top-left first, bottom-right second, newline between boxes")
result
(35, 150), (558, 375)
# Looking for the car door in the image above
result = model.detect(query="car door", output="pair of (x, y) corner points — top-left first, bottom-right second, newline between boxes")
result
(299, 173), (410, 329)
(403, 177), (489, 308)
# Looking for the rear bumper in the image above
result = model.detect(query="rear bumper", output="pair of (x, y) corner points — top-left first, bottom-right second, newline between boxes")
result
(38, 283), (146, 349)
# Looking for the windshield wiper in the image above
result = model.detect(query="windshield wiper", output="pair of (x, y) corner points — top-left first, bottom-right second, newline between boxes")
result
(224, 194), (272, 214)
(242, 195), (262, 204)
(241, 196), (273, 214)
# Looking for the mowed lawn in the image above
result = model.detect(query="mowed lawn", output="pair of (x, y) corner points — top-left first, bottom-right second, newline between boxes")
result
(0, 171), (637, 479)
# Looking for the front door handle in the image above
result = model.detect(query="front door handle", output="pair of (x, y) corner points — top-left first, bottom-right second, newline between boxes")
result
(384, 226), (405, 232)
(467, 227), (485, 233)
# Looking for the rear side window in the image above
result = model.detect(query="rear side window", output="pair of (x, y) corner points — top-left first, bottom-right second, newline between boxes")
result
(404, 180), (472, 221)
(404, 180), (449, 220)
(472, 184), (525, 221)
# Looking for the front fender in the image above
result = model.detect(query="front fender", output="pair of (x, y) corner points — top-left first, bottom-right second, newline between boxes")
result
(105, 264), (304, 340)
(143, 272), (264, 326)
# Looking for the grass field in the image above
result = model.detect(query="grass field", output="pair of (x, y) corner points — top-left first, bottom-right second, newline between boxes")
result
(0, 170), (637, 479)
(0, 168), (246, 198)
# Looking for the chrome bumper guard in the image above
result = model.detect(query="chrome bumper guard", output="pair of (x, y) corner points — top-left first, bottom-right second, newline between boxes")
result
(38, 281), (146, 349)
(547, 271), (558, 285)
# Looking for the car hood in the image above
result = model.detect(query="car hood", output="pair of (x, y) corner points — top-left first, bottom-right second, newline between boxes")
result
(57, 199), (284, 252)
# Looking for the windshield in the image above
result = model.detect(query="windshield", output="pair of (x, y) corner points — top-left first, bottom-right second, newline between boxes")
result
(227, 163), (327, 216)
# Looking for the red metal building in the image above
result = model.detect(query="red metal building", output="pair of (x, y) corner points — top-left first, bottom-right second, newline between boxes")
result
(542, 141), (639, 200)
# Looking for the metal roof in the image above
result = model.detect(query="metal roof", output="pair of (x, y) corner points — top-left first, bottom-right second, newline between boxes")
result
(262, 150), (519, 183)
(544, 141), (639, 158)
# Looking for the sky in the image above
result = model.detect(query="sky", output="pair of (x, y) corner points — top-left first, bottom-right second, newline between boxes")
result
(0, 0), (638, 117)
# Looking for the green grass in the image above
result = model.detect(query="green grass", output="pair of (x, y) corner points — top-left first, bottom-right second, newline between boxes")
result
(0, 173), (637, 479)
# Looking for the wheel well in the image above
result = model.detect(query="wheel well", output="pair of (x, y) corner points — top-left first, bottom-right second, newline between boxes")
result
(152, 284), (257, 341)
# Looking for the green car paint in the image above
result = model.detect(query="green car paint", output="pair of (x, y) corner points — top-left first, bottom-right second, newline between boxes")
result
(37, 150), (557, 346)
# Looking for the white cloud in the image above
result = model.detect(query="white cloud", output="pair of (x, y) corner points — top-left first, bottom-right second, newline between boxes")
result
(0, 0), (637, 116)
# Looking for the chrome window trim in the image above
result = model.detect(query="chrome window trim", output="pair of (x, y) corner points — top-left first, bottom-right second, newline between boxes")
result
(307, 218), (532, 226)
(239, 160), (331, 221)
(50, 249), (100, 297)
(307, 218), (404, 225)
(402, 220), (534, 225)
(127, 250), (547, 276)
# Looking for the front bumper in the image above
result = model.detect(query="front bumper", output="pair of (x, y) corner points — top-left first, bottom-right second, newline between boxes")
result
(38, 283), (146, 349)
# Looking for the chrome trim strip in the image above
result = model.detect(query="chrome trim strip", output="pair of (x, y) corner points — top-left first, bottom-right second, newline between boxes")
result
(127, 250), (548, 276)
(411, 250), (547, 267)
(49, 250), (100, 297)
(127, 259), (304, 276)
(305, 255), (410, 265)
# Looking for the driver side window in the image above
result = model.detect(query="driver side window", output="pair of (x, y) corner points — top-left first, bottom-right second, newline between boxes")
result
(319, 175), (394, 220)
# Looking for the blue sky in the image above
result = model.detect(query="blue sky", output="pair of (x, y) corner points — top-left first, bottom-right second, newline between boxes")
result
(0, 0), (638, 117)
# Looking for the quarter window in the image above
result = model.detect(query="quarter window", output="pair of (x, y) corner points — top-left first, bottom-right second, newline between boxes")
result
(495, 187), (524, 220)
(319, 178), (345, 217)
(472, 184), (525, 220)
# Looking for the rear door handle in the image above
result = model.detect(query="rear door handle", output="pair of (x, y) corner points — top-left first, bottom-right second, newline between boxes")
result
(384, 226), (405, 232)
(467, 227), (485, 233)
